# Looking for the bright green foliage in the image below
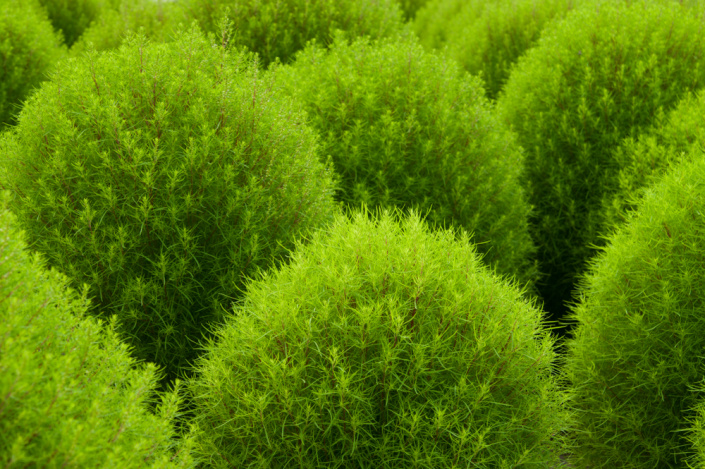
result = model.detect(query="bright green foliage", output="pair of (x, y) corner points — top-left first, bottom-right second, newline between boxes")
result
(0, 192), (197, 468)
(188, 210), (569, 468)
(70, 0), (187, 54)
(563, 151), (705, 468)
(182, 0), (404, 66)
(687, 387), (705, 469)
(414, 0), (577, 98)
(0, 28), (338, 383)
(398, 0), (431, 20)
(497, 0), (705, 319)
(0, 0), (65, 127)
(603, 89), (705, 230)
(275, 34), (536, 285)
(37, 0), (119, 47)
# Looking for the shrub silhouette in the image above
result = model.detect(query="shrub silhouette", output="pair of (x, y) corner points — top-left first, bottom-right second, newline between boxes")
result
(0, 192), (197, 468)
(37, 0), (119, 47)
(187, 209), (569, 468)
(0, 0), (65, 127)
(0, 28), (337, 384)
(414, 0), (577, 99)
(563, 149), (705, 468)
(275, 33), (536, 286)
(497, 0), (705, 322)
(182, 0), (404, 66)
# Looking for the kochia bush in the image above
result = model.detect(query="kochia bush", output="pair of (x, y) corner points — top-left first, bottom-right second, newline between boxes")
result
(275, 34), (537, 285)
(563, 150), (705, 468)
(414, 0), (577, 98)
(182, 0), (404, 66)
(497, 0), (705, 319)
(37, 0), (120, 46)
(0, 0), (65, 127)
(0, 192), (196, 468)
(0, 28), (338, 383)
(188, 210), (569, 468)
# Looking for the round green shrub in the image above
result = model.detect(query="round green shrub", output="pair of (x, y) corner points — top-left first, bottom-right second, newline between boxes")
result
(0, 0), (65, 127)
(563, 149), (705, 468)
(497, 0), (705, 319)
(274, 33), (536, 285)
(603, 89), (705, 230)
(70, 0), (187, 54)
(414, 0), (577, 99)
(0, 192), (197, 468)
(0, 28), (338, 384)
(37, 0), (119, 47)
(182, 0), (404, 66)
(188, 209), (569, 468)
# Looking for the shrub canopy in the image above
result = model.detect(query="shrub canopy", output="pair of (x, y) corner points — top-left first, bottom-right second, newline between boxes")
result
(188, 210), (569, 468)
(563, 150), (705, 468)
(0, 28), (337, 383)
(0, 192), (197, 468)
(37, 0), (119, 46)
(497, 0), (705, 319)
(275, 33), (536, 285)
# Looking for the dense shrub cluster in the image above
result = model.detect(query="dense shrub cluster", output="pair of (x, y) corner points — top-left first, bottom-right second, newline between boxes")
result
(188, 210), (569, 468)
(563, 151), (705, 468)
(497, 0), (705, 319)
(0, 192), (196, 468)
(414, 0), (577, 98)
(275, 33), (536, 285)
(0, 0), (65, 127)
(398, 0), (431, 20)
(182, 0), (404, 66)
(0, 28), (338, 383)
(37, 0), (119, 47)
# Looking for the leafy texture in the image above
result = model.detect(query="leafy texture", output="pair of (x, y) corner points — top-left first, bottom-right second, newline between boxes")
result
(188, 210), (569, 468)
(0, 28), (338, 384)
(414, 0), (577, 98)
(688, 386), (705, 469)
(398, 0), (432, 20)
(182, 0), (404, 66)
(275, 34), (536, 286)
(563, 150), (705, 468)
(0, 192), (197, 468)
(497, 0), (705, 322)
(37, 0), (119, 47)
(0, 0), (65, 127)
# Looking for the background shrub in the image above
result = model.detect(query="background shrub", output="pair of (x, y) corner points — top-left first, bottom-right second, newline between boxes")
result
(0, 28), (338, 384)
(188, 210), (569, 468)
(182, 0), (404, 66)
(497, 0), (705, 324)
(274, 33), (537, 285)
(37, 0), (119, 47)
(562, 150), (705, 468)
(0, 192), (197, 468)
(398, 0), (431, 20)
(413, 0), (578, 99)
(0, 0), (65, 127)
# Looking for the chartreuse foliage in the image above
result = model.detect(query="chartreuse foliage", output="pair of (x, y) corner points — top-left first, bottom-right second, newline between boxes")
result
(0, 0), (65, 127)
(603, 89), (705, 229)
(188, 210), (570, 468)
(497, 0), (705, 319)
(0, 192), (197, 468)
(414, 0), (577, 98)
(37, 0), (119, 47)
(182, 0), (404, 66)
(688, 387), (705, 469)
(563, 150), (705, 468)
(0, 28), (337, 384)
(275, 34), (536, 286)
(398, 0), (432, 20)
(70, 0), (187, 54)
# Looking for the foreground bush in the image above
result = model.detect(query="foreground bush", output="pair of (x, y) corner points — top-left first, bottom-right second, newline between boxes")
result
(688, 388), (705, 469)
(37, 0), (119, 46)
(188, 210), (569, 468)
(563, 150), (705, 468)
(497, 0), (705, 318)
(414, 0), (577, 98)
(0, 28), (337, 383)
(182, 0), (404, 66)
(0, 192), (196, 468)
(0, 0), (65, 127)
(275, 34), (536, 285)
